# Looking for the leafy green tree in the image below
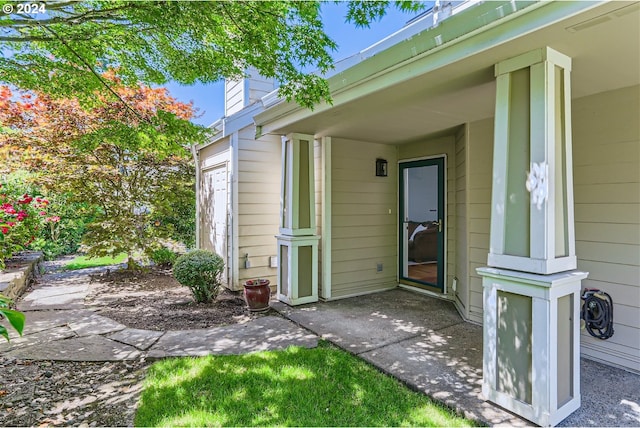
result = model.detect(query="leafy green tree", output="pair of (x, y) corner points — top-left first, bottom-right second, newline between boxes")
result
(152, 178), (196, 249)
(77, 148), (196, 269)
(1, 82), (205, 269)
(0, 0), (425, 108)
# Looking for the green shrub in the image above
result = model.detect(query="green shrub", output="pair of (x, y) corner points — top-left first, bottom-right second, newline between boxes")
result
(153, 191), (196, 250)
(173, 250), (224, 303)
(0, 294), (25, 342)
(150, 247), (178, 268)
(2, 172), (99, 261)
(1, 176), (51, 269)
(30, 197), (98, 260)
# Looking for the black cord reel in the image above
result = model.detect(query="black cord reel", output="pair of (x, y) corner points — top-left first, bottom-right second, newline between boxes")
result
(580, 289), (615, 340)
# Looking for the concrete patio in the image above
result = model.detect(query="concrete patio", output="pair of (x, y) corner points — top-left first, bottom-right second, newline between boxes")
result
(272, 288), (640, 427)
(3, 260), (638, 426)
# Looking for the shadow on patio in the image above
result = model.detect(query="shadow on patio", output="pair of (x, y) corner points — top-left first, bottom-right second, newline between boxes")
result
(272, 288), (640, 427)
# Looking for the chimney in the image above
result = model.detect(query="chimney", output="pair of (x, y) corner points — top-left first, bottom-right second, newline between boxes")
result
(224, 67), (276, 116)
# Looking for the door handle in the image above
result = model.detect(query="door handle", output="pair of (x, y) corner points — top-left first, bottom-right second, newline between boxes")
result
(433, 219), (442, 232)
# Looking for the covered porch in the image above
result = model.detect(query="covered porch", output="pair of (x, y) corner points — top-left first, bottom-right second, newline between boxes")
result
(258, 2), (639, 425)
(272, 288), (640, 427)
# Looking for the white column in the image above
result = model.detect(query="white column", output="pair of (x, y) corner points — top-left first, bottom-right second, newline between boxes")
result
(488, 47), (576, 275)
(479, 47), (587, 427)
(478, 267), (585, 426)
(276, 133), (319, 305)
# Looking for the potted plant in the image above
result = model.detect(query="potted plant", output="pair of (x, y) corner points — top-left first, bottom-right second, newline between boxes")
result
(243, 278), (271, 312)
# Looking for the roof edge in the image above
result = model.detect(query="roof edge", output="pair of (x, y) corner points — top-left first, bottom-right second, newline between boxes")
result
(254, 0), (542, 129)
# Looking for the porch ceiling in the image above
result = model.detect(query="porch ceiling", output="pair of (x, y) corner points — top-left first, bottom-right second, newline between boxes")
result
(267, 2), (639, 144)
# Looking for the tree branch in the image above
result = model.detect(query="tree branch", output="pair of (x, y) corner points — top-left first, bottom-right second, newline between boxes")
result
(50, 3), (143, 26)
(0, 14), (128, 28)
(43, 1), (83, 12)
(0, 34), (84, 42)
(1, 3), (147, 29)
(36, 23), (149, 124)
(245, 3), (286, 21)
(219, 2), (246, 39)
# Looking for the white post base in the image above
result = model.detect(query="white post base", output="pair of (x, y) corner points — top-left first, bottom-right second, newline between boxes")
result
(477, 267), (587, 427)
(276, 235), (319, 306)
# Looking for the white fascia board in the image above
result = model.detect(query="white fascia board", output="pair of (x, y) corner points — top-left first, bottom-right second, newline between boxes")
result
(224, 103), (263, 135)
(258, 3), (444, 111)
(194, 137), (221, 152)
(259, 0), (478, 111)
(327, 0), (481, 71)
(195, 103), (265, 152)
(208, 117), (224, 132)
(254, 0), (539, 127)
(254, 0), (605, 132)
(194, 118), (223, 152)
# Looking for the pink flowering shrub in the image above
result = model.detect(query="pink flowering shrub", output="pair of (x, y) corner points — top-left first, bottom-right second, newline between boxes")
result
(0, 183), (55, 269)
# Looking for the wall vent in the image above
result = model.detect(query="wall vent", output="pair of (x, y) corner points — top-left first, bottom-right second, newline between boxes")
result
(566, 3), (639, 33)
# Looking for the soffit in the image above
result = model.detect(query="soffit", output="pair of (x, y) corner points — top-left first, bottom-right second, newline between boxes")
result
(269, 2), (640, 144)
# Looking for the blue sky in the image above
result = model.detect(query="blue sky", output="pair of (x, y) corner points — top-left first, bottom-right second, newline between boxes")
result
(165, 3), (430, 127)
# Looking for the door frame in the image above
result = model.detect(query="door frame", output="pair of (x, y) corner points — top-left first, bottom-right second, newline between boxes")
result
(200, 161), (230, 286)
(398, 155), (447, 294)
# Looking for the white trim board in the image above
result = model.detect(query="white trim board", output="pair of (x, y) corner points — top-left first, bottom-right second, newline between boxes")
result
(321, 136), (332, 300)
(230, 132), (240, 290)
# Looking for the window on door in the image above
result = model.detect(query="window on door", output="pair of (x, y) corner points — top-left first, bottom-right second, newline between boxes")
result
(399, 157), (445, 292)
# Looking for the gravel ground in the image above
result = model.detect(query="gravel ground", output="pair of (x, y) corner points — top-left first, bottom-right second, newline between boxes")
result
(0, 357), (149, 427)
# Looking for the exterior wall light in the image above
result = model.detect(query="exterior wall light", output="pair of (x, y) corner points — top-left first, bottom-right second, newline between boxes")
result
(376, 158), (388, 177)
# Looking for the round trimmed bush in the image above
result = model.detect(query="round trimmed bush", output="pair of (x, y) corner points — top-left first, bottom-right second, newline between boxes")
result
(150, 247), (178, 268)
(173, 250), (224, 303)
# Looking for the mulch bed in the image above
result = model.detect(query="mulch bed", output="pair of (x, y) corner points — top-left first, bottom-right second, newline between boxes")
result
(85, 267), (262, 331)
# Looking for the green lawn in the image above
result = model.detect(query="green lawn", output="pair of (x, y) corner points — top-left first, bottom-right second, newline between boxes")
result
(135, 342), (474, 427)
(64, 253), (128, 270)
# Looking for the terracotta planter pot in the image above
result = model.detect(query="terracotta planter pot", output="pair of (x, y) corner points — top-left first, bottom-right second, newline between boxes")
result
(243, 279), (271, 312)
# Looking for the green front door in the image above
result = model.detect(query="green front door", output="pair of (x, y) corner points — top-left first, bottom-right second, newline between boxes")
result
(399, 157), (445, 292)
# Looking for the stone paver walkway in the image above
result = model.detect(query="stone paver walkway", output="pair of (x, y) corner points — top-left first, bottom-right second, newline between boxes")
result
(1, 265), (318, 361)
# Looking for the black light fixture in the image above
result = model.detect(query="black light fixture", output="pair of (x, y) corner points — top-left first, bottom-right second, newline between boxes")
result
(376, 158), (388, 177)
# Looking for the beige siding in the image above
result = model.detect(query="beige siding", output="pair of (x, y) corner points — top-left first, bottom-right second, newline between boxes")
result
(200, 138), (230, 166)
(330, 138), (398, 298)
(225, 79), (244, 117)
(572, 85), (640, 372)
(454, 126), (469, 317)
(236, 128), (281, 290)
(466, 118), (494, 324)
(248, 77), (275, 104)
(399, 135), (457, 298)
(225, 69), (275, 117)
